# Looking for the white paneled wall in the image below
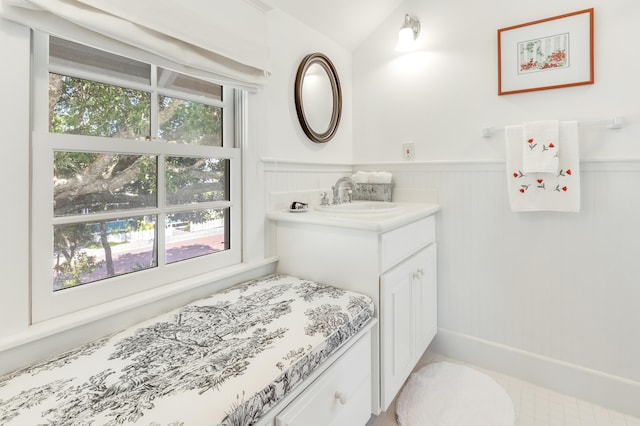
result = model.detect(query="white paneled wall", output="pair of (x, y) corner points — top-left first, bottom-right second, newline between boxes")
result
(267, 159), (640, 417)
(395, 161), (639, 378)
(263, 159), (352, 204)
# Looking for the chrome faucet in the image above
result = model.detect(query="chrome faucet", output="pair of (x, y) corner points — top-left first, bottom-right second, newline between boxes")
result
(332, 177), (358, 204)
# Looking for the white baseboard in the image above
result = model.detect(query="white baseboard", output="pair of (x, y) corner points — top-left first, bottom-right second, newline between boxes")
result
(430, 328), (640, 418)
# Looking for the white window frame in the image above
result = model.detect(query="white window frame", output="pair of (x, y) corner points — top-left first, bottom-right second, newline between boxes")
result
(31, 31), (242, 323)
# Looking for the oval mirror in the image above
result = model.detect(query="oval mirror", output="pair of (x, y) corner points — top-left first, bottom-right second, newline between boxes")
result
(294, 53), (342, 143)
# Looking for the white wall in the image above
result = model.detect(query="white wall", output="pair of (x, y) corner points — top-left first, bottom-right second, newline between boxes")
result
(0, 19), (30, 338)
(353, 0), (640, 162)
(259, 9), (357, 228)
(352, 0), (640, 416)
(262, 9), (354, 163)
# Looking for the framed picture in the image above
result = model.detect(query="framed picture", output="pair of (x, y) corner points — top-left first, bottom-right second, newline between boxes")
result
(498, 8), (594, 95)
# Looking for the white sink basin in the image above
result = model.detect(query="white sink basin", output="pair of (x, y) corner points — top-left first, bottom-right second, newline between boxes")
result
(314, 201), (401, 215)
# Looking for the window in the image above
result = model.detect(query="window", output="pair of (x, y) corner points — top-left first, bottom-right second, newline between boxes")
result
(32, 34), (242, 322)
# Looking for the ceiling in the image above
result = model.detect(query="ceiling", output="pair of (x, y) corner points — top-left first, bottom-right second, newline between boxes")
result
(264, 0), (404, 51)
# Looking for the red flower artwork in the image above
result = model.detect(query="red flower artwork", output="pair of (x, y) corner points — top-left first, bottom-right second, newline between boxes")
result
(520, 59), (538, 71)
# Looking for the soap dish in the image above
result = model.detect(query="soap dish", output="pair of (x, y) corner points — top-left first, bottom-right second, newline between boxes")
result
(289, 201), (309, 213)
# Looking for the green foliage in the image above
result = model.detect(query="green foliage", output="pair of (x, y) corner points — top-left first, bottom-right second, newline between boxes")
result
(49, 71), (225, 288)
(159, 96), (221, 146)
(54, 152), (97, 179)
(50, 74), (151, 138)
(60, 252), (101, 288)
(132, 218), (155, 231)
(53, 152), (157, 217)
(54, 223), (101, 287)
(54, 223), (94, 261)
(165, 157), (227, 204)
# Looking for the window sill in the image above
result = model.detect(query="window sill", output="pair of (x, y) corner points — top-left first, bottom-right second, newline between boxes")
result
(0, 257), (278, 355)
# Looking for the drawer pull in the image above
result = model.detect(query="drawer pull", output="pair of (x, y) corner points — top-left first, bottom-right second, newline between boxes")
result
(334, 391), (348, 405)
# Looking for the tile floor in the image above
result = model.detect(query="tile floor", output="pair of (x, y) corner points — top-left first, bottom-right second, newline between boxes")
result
(367, 351), (640, 426)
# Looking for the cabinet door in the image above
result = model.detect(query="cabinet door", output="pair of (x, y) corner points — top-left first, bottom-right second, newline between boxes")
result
(413, 243), (437, 358)
(380, 259), (415, 410)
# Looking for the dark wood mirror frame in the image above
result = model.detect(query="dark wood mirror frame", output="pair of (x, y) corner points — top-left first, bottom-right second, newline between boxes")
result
(294, 53), (342, 143)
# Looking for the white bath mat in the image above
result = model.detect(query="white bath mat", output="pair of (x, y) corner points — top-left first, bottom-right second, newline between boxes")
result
(395, 361), (516, 426)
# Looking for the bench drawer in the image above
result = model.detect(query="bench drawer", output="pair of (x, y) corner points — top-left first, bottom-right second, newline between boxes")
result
(275, 332), (372, 426)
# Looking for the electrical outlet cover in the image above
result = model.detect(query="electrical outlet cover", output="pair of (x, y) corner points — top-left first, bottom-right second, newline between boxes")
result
(402, 142), (415, 160)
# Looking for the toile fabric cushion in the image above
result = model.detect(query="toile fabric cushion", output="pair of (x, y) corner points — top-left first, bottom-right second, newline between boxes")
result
(0, 274), (374, 426)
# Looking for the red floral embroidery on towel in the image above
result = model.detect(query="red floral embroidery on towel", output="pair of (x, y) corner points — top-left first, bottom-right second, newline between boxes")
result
(516, 163), (574, 197)
(519, 184), (530, 194)
(549, 143), (555, 148)
(528, 138), (534, 143)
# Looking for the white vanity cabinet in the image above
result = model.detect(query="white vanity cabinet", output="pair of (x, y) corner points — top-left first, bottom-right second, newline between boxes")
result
(380, 243), (437, 406)
(267, 204), (439, 414)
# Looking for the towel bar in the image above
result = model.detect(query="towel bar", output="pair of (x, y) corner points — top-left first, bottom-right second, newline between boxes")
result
(481, 117), (624, 138)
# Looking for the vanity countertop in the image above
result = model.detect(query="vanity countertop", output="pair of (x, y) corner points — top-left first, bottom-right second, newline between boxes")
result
(267, 202), (440, 233)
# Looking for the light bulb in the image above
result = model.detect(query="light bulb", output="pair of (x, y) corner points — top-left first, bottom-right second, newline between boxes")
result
(395, 27), (415, 52)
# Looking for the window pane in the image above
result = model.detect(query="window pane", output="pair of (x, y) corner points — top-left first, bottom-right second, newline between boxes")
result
(157, 68), (222, 101)
(50, 37), (151, 85)
(54, 152), (157, 217)
(159, 96), (222, 146)
(50, 73), (151, 139)
(53, 216), (157, 291)
(166, 208), (228, 264)
(165, 157), (229, 205)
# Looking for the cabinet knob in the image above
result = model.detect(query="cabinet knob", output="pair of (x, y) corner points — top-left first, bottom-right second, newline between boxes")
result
(334, 391), (348, 405)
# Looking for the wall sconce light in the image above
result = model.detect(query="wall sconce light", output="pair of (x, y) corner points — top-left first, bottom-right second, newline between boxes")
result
(395, 14), (420, 52)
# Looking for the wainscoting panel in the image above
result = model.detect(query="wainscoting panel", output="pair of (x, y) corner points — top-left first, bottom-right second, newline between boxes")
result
(262, 158), (352, 206)
(266, 158), (640, 417)
(360, 160), (640, 417)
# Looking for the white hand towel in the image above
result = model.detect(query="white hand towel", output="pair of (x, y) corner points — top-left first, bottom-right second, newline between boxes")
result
(368, 171), (392, 184)
(351, 171), (370, 183)
(523, 120), (560, 173)
(506, 121), (580, 212)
